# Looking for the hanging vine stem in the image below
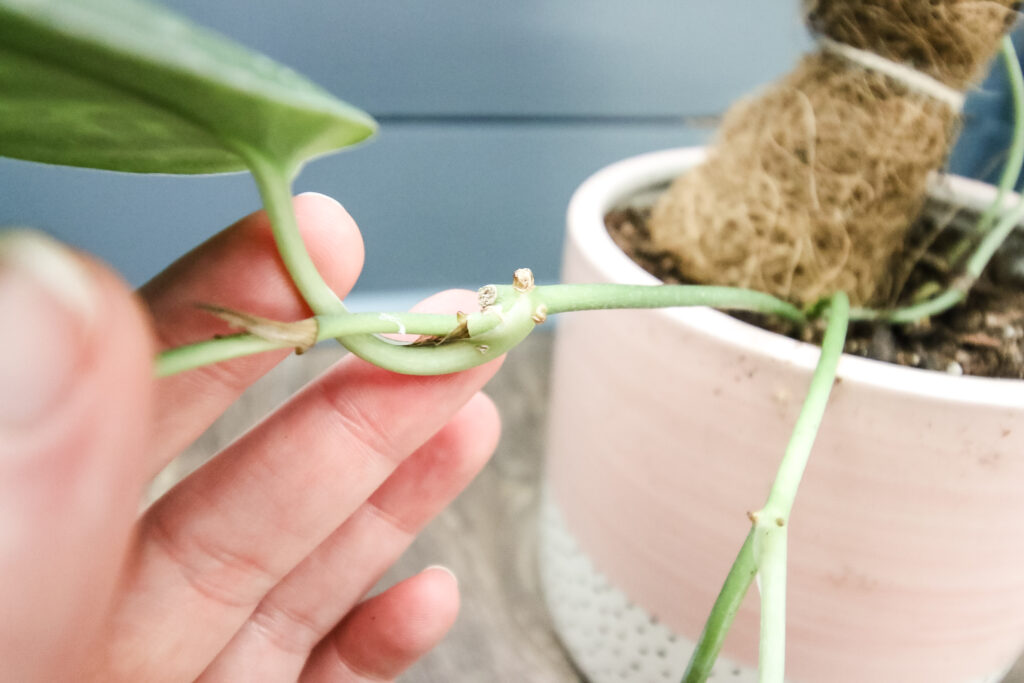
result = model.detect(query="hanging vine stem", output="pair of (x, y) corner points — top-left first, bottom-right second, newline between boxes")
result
(680, 531), (757, 682)
(751, 292), (848, 683)
(681, 293), (848, 683)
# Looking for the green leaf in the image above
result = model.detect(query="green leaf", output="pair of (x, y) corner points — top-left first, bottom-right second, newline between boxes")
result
(0, 0), (377, 174)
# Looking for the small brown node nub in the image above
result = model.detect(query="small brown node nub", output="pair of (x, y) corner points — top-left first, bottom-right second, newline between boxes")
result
(478, 284), (498, 309)
(513, 268), (535, 293)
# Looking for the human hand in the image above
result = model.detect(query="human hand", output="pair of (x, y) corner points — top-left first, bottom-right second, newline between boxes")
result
(0, 194), (502, 682)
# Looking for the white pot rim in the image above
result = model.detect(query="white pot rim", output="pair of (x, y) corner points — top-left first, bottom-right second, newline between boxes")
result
(566, 146), (1024, 408)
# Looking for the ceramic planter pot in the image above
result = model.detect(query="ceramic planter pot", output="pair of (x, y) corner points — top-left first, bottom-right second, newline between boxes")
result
(539, 148), (1024, 683)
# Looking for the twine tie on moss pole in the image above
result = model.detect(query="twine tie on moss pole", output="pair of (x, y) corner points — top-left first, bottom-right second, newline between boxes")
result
(816, 37), (966, 111)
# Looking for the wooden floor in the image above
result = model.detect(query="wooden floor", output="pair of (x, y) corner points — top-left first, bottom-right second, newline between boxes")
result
(151, 331), (1024, 683)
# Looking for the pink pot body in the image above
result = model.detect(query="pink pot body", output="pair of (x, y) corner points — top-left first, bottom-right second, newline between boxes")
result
(544, 148), (1024, 682)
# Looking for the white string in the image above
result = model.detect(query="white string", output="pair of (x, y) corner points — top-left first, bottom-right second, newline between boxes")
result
(818, 37), (966, 111)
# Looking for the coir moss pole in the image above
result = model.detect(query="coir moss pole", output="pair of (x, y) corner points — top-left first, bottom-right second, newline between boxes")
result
(649, 0), (1018, 307)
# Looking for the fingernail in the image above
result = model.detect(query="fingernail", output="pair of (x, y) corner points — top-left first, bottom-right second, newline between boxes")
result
(0, 230), (98, 428)
(425, 564), (458, 586)
(296, 191), (344, 211)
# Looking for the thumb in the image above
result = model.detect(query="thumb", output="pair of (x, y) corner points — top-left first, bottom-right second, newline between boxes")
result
(0, 230), (154, 680)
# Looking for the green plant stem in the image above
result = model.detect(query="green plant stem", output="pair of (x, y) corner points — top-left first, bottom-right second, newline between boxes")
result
(156, 281), (809, 377)
(760, 293), (848, 516)
(681, 531), (758, 683)
(753, 292), (849, 683)
(157, 334), (283, 378)
(680, 292), (848, 683)
(155, 305), (526, 378)
(753, 521), (788, 683)
(852, 187), (1024, 324)
(243, 149), (347, 316)
(964, 195), (1024, 279)
(534, 283), (807, 324)
(154, 310), (505, 377)
(850, 288), (964, 324)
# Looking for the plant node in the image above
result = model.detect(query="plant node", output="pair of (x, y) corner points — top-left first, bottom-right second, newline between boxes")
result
(478, 284), (499, 308)
(412, 311), (472, 347)
(198, 303), (318, 353)
(513, 268), (535, 293)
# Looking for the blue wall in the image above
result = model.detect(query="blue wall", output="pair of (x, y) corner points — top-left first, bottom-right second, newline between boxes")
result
(0, 2), (1013, 298)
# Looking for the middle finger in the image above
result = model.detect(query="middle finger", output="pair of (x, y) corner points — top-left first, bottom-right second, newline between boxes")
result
(198, 391), (500, 681)
(98, 342), (501, 681)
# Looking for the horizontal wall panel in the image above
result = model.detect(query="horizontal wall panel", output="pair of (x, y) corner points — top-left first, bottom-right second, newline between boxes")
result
(0, 123), (712, 291)
(163, 0), (810, 117)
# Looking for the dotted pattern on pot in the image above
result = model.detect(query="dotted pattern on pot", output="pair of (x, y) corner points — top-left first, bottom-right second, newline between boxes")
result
(538, 491), (758, 682)
(538, 491), (1011, 683)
